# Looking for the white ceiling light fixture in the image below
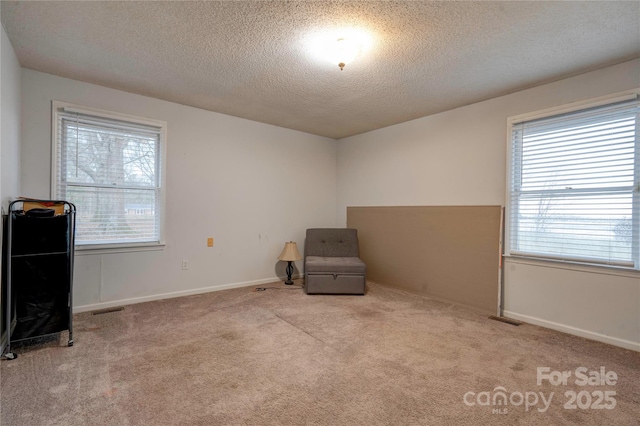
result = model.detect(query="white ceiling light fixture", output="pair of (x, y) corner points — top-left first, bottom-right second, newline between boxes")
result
(306, 28), (373, 71)
(332, 37), (360, 70)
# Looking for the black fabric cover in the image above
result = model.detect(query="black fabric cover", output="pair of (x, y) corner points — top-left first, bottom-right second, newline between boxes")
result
(3, 212), (72, 341)
(25, 208), (56, 218)
(11, 212), (70, 255)
(11, 254), (70, 340)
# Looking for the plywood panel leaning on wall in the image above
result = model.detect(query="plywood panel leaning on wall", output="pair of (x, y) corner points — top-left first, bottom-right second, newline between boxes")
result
(347, 206), (502, 314)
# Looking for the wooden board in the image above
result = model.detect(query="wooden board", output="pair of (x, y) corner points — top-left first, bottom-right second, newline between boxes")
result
(347, 206), (502, 314)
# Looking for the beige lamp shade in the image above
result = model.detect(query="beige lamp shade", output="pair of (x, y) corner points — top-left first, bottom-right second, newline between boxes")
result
(278, 241), (302, 261)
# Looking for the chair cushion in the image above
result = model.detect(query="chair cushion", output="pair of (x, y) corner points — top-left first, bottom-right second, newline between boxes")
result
(305, 228), (359, 258)
(305, 256), (366, 274)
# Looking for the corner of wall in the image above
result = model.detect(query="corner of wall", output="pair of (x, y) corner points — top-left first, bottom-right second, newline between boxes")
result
(1, 22), (23, 356)
(1, 23), (22, 209)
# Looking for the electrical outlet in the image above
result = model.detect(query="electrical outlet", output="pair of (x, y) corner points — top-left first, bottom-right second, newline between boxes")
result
(181, 260), (189, 270)
(207, 237), (214, 247)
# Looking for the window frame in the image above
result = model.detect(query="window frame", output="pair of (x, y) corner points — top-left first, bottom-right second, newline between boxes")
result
(51, 101), (167, 252)
(505, 89), (640, 271)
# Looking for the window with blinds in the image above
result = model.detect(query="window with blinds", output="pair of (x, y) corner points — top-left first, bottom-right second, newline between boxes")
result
(507, 95), (640, 269)
(52, 102), (166, 247)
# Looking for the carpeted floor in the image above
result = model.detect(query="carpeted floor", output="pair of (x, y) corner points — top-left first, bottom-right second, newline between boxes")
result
(1, 281), (638, 425)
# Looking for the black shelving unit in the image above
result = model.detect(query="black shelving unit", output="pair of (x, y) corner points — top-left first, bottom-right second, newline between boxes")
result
(2, 199), (76, 360)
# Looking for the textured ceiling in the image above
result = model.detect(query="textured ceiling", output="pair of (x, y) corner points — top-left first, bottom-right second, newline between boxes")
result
(2, 1), (639, 139)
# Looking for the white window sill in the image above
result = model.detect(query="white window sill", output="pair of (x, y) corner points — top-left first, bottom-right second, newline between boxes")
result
(75, 242), (165, 256)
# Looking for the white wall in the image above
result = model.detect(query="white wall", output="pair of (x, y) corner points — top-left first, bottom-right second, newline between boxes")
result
(1, 24), (22, 349)
(337, 59), (640, 351)
(503, 259), (639, 351)
(1, 24), (21, 208)
(21, 70), (337, 311)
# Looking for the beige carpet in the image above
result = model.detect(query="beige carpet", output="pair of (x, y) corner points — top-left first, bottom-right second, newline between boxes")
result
(1, 281), (638, 425)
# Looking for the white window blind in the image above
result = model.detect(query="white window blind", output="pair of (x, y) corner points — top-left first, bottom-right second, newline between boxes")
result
(508, 96), (640, 269)
(53, 106), (164, 247)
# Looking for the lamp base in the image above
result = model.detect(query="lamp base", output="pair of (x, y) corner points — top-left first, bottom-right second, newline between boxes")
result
(285, 261), (294, 285)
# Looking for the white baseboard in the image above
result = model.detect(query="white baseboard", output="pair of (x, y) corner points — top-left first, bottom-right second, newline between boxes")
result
(503, 310), (640, 352)
(74, 275), (301, 314)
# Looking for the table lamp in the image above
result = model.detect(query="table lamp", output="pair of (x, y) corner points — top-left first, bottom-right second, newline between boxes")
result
(278, 241), (302, 285)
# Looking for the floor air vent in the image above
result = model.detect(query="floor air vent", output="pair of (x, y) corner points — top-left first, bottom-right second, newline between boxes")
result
(91, 307), (125, 315)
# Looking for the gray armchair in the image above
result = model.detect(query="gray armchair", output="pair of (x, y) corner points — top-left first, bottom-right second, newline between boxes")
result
(304, 228), (366, 295)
